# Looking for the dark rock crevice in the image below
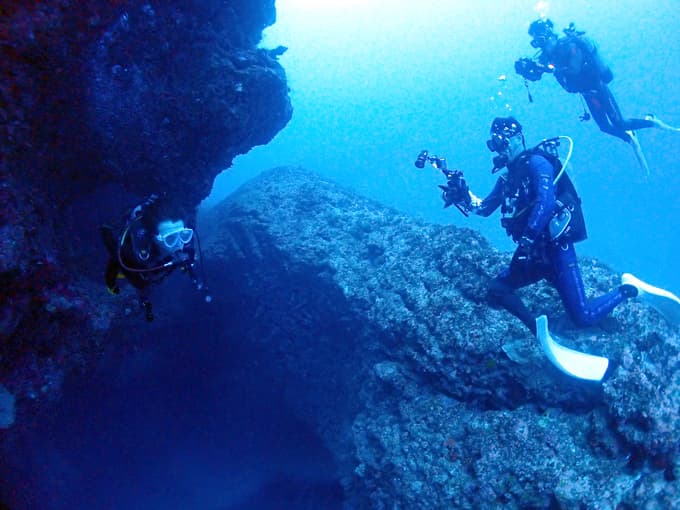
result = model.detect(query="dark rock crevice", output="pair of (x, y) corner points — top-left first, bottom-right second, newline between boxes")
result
(1, 0), (292, 408)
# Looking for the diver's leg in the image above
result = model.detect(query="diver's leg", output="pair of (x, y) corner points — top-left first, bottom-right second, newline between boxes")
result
(100, 225), (118, 255)
(487, 248), (545, 334)
(589, 88), (651, 175)
(583, 89), (630, 141)
(598, 86), (677, 131)
(643, 114), (680, 132)
(598, 87), (673, 132)
(550, 242), (634, 327)
(620, 117), (656, 131)
(105, 258), (122, 294)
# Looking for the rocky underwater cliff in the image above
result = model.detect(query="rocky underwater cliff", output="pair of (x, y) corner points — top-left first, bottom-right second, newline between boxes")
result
(2, 1), (680, 508)
(1, 0), (290, 427)
(200, 166), (680, 509)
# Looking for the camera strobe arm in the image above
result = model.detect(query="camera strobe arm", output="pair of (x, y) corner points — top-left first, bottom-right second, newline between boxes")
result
(414, 150), (472, 216)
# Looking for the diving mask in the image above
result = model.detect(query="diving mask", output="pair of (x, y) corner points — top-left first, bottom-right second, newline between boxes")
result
(156, 220), (193, 250)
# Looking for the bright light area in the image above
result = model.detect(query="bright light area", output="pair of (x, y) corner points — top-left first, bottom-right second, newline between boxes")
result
(203, 0), (680, 293)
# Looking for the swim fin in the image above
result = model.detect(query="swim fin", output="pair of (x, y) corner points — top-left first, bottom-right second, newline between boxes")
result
(645, 114), (680, 132)
(535, 315), (609, 381)
(625, 130), (650, 178)
(621, 273), (680, 326)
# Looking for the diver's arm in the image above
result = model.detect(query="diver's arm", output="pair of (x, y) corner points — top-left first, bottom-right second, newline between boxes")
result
(183, 260), (200, 287)
(523, 155), (557, 240)
(179, 248), (212, 302)
(473, 176), (505, 217)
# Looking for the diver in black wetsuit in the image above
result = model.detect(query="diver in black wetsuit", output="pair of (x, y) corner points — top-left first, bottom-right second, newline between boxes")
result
(101, 194), (208, 321)
(438, 117), (638, 334)
(515, 19), (680, 174)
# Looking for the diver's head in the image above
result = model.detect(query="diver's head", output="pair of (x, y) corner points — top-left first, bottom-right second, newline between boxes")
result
(487, 117), (525, 169)
(529, 18), (556, 49)
(154, 219), (194, 257)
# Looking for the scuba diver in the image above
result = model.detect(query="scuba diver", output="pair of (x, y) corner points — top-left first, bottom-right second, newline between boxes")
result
(416, 117), (680, 380)
(430, 116), (640, 336)
(514, 18), (680, 176)
(101, 194), (209, 321)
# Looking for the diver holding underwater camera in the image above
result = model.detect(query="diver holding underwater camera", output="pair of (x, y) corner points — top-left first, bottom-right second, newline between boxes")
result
(414, 117), (650, 380)
(514, 18), (680, 175)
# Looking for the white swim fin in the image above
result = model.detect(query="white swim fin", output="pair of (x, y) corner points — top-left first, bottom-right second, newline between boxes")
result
(645, 114), (680, 132)
(621, 273), (680, 326)
(536, 315), (609, 382)
(625, 130), (650, 178)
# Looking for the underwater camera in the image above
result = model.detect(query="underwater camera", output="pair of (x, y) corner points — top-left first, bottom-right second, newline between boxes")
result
(514, 57), (545, 82)
(412, 149), (470, 216)
(415, 150), (429, 168)
(415, 150), (447, 170)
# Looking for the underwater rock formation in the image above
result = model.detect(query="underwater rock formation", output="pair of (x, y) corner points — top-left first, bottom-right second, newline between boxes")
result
(203, 166), (680, 509)
(1, 0), (291, 408)
(89, 1), (290, 203)
(2, 1), (680, 506)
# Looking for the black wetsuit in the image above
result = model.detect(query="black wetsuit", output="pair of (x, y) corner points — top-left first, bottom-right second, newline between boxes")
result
(535, 34), (654, 142)
(101, 209), (196, 320)
(476, 151), (630, 333)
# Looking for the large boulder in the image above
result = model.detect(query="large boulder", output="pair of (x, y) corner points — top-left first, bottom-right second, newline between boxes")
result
(202, 166), (680, 508)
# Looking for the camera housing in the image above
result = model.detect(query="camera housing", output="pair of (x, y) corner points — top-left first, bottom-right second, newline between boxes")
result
(514, 58), (545, 82)
(415, 150), (428, 168)
(439, 169), (470, 211)
(432, 156), (447, 170)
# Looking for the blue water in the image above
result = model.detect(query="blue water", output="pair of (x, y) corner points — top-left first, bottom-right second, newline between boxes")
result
(4, 2), (680, 508)
(205, 0), (680, 294)
(1, 286), (344, 509)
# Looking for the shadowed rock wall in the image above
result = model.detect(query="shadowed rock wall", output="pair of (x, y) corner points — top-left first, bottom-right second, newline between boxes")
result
(1, 0), (291, 416)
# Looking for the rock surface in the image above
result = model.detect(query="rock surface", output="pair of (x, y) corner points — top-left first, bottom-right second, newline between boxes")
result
(3, 2), (680, 506)
(1, 0), (291, 409)
(202, 166), (680, 509)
